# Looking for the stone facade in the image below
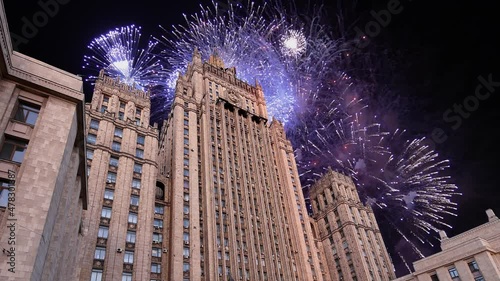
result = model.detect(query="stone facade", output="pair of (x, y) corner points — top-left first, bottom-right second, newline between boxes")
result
(157, 51), (326, 281)
(310, 168), (396, 281)
(76, 71), (159, 281)
(393, 209), (500, 281)
(0, 1), (88, 280)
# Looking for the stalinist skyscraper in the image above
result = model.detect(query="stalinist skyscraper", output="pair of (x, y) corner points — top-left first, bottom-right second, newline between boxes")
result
(158, 50), (326, 281)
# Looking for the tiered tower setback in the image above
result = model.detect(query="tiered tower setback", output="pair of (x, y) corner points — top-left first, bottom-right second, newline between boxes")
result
(157, 50), (325, 281)
(77, 71), (159, 281)
(310, 168), (396, 281)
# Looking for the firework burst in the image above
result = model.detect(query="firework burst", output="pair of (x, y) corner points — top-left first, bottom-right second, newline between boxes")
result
(83, 25), (167, 90)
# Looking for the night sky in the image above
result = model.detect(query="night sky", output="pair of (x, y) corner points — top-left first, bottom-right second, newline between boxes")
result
(3, 0), (499, 277)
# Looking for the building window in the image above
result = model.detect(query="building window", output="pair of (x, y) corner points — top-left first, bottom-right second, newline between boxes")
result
(132, 179), (141, 189)
(100, 105), (107, 113)
(183, 232), (189, 242)
(130, 195), (139, 206)
(103, 96), (109, 103)
(126, 231), (136, 243)
(109, 156), (119, 167)
(121, 273), (132, 281)
(137, 135), (145, 145)
(155, 204), (164, 214)
(183, 219), (189, 228)
(87, 134), (97, 145)
(136, 108), (141, 116)
(152, 247), (161, 257)
(183, 247), (190, 258)
(153, 233), (163, 243)
(14, 101), (40, 126)
(468, 260), (480, 272)
(474, 277), (485, 281)
(184, 128), (189, 135)
(114, 127), (123, 138)
(0, 180), (11, 208)
(128, 212), (138, 224)
(123, 251), (134, 264)
(90, 119), (100, 130)
(154, 219), (163, 229)
(183, 204), (189, 214)
(94, 247), (106, 260)
(183, 169), (189, 177)
(0, 138), (28, 163)
(136, 149), (144, 159)
(135, 117), (141, 125)
(134, 163), (142, 174)
(183, 262), (190, 272)
(106, 172), (117, 184)
(430, 274), (440, 281)
(104, 189), (114, 200)
(151, 263), (161, 273)
(120, 102), (125, 109)
(448, 267), (459, 278)
(97, 226), (109, 238)
(101, 207), (112, 219)
(112, 141), (121, 152)
(118, 112), (124, 120)
(90, 269), (103, 281)
(86, 149), (94, 160)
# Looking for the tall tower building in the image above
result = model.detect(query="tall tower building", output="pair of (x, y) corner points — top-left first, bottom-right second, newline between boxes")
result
(0, 4), (88, 280)
(310, 169), (396, 281)
(158, 50), (325, 281)
(77, 71), (159, 281)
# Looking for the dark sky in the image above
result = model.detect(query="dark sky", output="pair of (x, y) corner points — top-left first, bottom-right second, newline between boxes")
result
(4, 0), (499, 277)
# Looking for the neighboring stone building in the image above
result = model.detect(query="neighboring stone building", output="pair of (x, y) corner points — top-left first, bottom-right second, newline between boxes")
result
(0, 1), (88, 280)
(157, 51), (326, 281)
(393, 209), (500, 281)
(310, 168), (396, 281)
(76, 71), (159, 281)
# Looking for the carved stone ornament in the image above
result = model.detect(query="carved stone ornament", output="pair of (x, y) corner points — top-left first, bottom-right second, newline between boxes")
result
(228, 91), (239, 105)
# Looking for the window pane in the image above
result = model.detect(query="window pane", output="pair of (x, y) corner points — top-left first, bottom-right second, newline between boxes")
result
(128, 212), (138, 223)
(98, 226), (108, 238)
(15, 102), (40, 125)
(130, 195), (139, 206)
(136, 149), (144, 159)
(152, 247), (161, 257)
(90, 119), (99, 130)
(124, 251), (134, 264)
(137, 135), (145, 145)
(132, 179), (141, 189)
(94, 247), (106, 260)
(87, 134), (97, 145)
(107, 172), (117, 183)
(114, 128), (123, 137)
(91, 270), (103, 281)
(126, 231), (136, 243)
(155, 205), (164, 214)
(0, 139), (28, 163)
(101, 207), (112, 218)
(134, 163), (142, 173)
(104, 189), (114, 200)
(112, 142), (121, 152)
(109, 156), (119, 167)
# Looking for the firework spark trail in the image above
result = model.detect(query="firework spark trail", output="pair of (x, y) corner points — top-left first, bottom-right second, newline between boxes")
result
(83, 25), (168, 90)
